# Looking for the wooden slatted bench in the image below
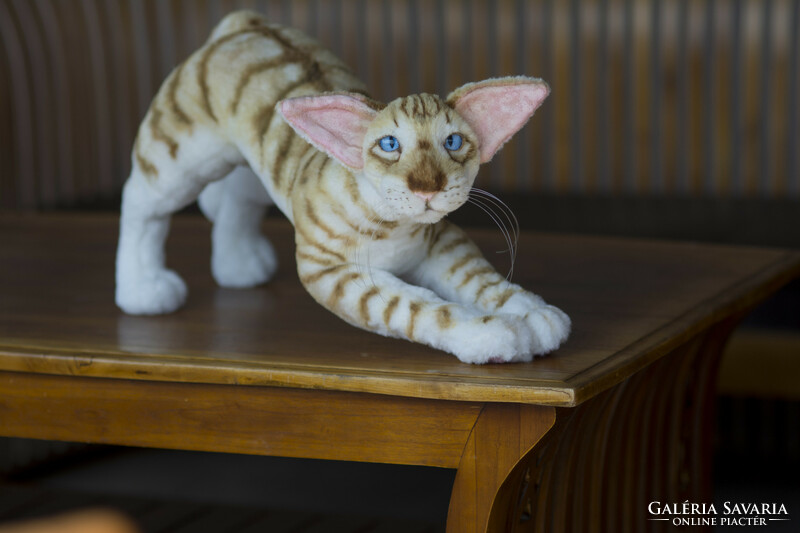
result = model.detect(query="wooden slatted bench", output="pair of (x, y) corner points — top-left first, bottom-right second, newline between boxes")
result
(1, 213), (798, 532)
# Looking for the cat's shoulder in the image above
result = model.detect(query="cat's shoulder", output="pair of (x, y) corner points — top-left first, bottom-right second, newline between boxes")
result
(208, 10), (270, 42)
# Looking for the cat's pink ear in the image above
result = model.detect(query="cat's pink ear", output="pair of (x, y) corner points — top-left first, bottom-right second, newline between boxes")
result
(278, 93), (381, 170)
(446, 77), (549, 163)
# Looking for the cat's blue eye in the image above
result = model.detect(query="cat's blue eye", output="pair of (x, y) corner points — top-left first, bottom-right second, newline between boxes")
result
(444, 134), (463, 151)
(379, 135), (400, 152)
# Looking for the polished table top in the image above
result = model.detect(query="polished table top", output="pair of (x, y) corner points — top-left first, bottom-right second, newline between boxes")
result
(1, 213), (798, 407)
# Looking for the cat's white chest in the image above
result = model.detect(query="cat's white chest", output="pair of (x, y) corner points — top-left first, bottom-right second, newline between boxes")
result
(358, 227), (428, 274)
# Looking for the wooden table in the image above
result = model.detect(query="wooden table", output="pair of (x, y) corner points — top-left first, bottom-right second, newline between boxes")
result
(1, 213), (798, 532)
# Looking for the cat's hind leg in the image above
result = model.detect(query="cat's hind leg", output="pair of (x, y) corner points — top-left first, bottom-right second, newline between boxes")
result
(116, 125), (243, 315)
(198, 165), (277, 288)
(115, 167), (202, 315)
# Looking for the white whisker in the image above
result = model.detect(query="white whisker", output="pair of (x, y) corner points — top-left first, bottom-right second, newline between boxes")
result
(468, 193), (514, 253)
(363, 203), (392, 303)
(466, 197), (515, 279)
(467, 188), (519, 280)
(470, 188), (519, 262)
(351, 225), (366, 289)
(468, 196), (513, 254)
(338, 208), (365, 289)
(469, 187), (519, 257)
(367, 203), (396, 303)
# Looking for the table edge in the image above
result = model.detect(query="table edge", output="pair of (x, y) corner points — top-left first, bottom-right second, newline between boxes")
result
(2, 213), (799, 407)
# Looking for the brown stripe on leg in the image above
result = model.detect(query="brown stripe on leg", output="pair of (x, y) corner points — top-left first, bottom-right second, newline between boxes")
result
(358, 286), (381, 324)
(383, 296), (400, 328)
(406, 301), (422, 340)
(457, 266), (496, 289)
(447, 252), (481, 277)
(303, 197), (351, 244)
(295, 225), (347, 262)
(433, 235), (471, 256)
(299, 264), (348, 285)
(436, 305), (453, 329)
(296, 251), (338, 267)
(327, 272), (361, 309)
(475, 279), (504, 303)
(493, 289), (518, 310)
(322, 196), (388, 240)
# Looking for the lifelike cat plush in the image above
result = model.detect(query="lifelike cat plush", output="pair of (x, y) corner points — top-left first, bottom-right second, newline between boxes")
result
(116, 11), (570, 364)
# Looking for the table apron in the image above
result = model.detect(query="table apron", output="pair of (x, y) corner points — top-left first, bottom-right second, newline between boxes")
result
(0, 371), (484, 469)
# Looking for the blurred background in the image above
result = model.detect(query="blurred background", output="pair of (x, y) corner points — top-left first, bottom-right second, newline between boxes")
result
(1, 0), (798, 531)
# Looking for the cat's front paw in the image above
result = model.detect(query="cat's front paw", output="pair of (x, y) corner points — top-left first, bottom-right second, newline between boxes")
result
(116, 269), (187, 315)
(495, 291), (571, 355)
(446, 314), (535, 364)
(523, 304), (571, 355)
(497, 291), (546, 315)
(212, 235), (278, 288)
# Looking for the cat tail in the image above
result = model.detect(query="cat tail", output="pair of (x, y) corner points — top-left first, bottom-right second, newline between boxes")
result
(208, 10), (269, 42)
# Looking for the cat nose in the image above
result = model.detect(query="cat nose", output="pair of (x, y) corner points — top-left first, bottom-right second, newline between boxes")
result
(413, 191), (436, 201)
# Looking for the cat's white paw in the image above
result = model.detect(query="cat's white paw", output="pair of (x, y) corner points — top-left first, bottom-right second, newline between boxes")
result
(116, 269), (187, 315)
(446, 314), (535, 364)
(492, 291), (571, 355)
(497, 291), (546, 315)
(454, 305), (569, 364)
(523, 304), (571, 355)
(212, 235), (278, 288)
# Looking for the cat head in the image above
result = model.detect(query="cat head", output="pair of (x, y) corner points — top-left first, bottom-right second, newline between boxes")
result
(278, 77), (549, 224)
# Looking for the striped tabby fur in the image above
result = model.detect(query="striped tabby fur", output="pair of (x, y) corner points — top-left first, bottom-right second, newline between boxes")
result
(116, 11), (570, 364)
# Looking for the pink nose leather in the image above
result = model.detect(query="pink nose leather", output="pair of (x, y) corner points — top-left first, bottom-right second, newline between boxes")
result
(413, 191), (436, 201)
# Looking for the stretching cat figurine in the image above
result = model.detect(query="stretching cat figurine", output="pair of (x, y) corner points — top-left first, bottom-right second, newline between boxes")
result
(116, 11), (570, 364)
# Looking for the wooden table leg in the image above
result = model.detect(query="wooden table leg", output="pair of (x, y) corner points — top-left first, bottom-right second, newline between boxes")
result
(446, 318), (737, 533)
(446, 403), (557, 533)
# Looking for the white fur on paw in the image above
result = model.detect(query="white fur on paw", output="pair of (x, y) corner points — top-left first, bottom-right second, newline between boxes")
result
(116, 269), (187, 315)
(447, 314), (535, 365)
(499, 291), (546, 315)
(524, 305), (571, 355)
(212, 236), (278, 288)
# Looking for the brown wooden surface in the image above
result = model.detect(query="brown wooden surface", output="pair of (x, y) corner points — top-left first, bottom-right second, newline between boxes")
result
(446, 404), (556, 533)
(1, 213), (798, 407)
(0, 371), (481, 468)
